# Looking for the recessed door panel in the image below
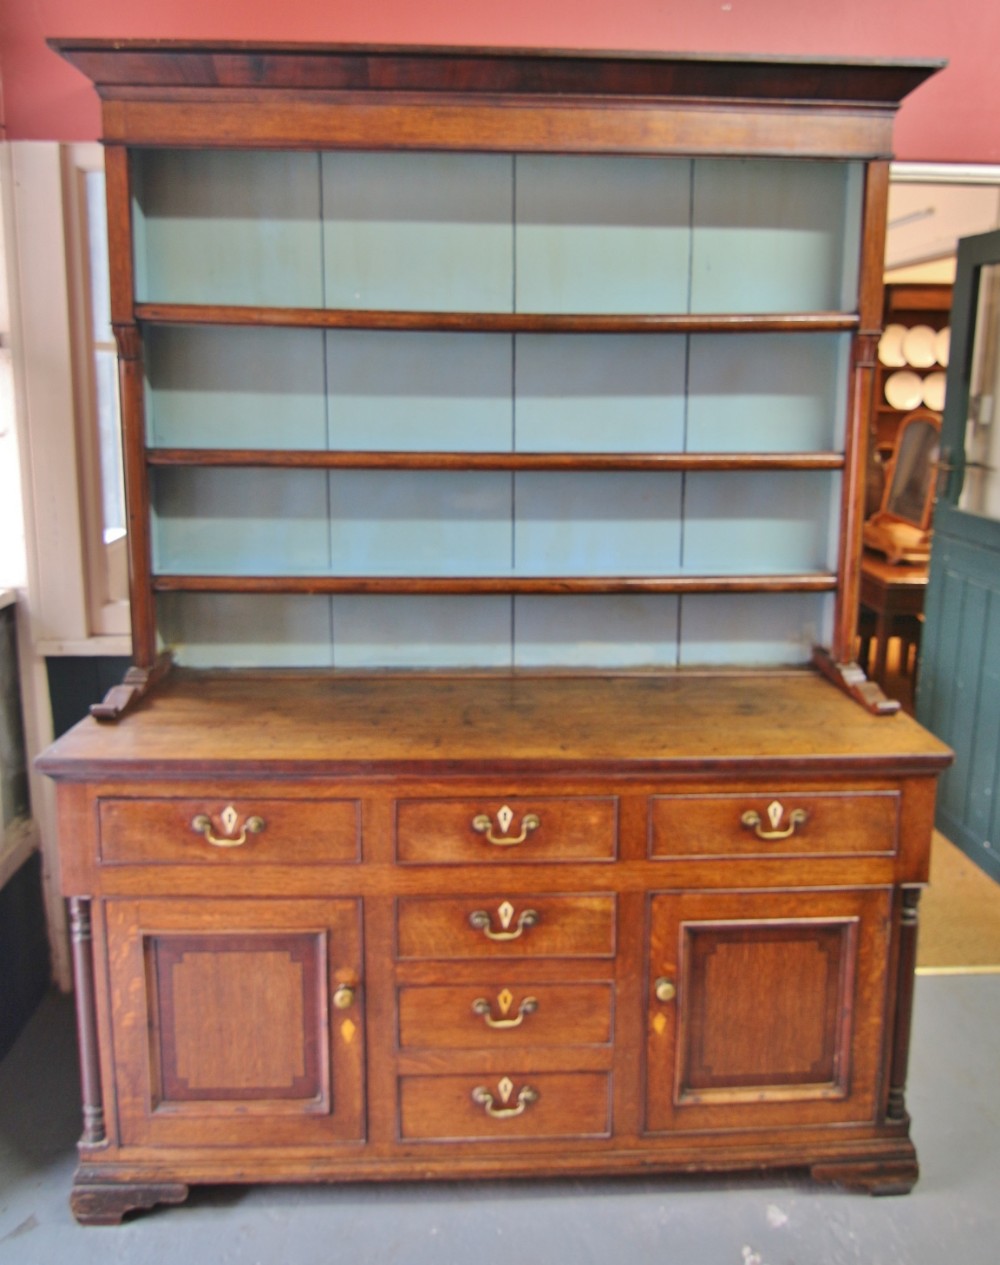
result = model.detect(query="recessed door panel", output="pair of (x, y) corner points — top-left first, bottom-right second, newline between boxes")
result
(105, 898), (364, 1147)
(645, 888), (890, 1132)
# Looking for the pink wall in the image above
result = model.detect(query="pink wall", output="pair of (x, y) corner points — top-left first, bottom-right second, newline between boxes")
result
(0, 1), (996, 164)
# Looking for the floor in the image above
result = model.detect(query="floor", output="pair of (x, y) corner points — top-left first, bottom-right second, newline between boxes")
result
(919, 833), (1000, 970)
(1, 973), (998, 1264)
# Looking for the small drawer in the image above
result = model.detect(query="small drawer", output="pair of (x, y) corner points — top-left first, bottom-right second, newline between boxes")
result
(396, 895), (616, 960)
(648, 790), (899, 859)
(399, 1071), (610, 1141)
(399, 982), (614, 1050)
(395, 797), (617, 863)
(98, 797), (360, 865)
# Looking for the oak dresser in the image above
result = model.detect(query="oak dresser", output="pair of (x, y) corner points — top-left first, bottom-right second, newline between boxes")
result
(39, 41), (950, 1223)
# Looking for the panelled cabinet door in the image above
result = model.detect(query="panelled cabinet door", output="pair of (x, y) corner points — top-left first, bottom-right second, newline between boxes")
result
(645, 889), (891, 1133)
(103, 898), (364, 1148)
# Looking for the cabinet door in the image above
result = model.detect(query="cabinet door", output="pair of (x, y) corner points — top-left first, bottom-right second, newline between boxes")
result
(104, 898), (364, 1148)
(645, 888), (891, 1133)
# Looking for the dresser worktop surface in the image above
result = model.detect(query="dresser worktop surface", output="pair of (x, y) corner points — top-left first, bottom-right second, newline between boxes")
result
(38, 669), (952, 779)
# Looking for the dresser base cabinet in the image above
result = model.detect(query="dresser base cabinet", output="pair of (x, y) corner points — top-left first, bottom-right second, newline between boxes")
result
(41, 672), (949, 1223)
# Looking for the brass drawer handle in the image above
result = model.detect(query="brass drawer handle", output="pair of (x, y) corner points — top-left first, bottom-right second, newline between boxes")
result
(469, 904), (539, 942)
(471, 806), (541, 847)
(471, 1078), (539, 1119)
(472, 993), (538, 1029)
(190, 805), (265, 848)
(741, 801), (808, 842)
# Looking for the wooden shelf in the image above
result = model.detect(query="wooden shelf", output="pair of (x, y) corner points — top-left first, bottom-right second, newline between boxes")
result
(134, 303), (861, 335)
(151, 573), (839, 596)
(146, 449), (847, 473)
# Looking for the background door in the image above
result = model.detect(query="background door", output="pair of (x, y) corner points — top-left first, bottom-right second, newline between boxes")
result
(917, 228), (1000, 882)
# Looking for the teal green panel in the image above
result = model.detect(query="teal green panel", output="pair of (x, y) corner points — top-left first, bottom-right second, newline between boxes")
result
(965, 587), (1000, 847)
(145, 326), (327, 449)
(920, 552), (968, 757)
(515, 335), (687, 453)
(513, 595), (680, 668)
(691, 159), (862, 313)
(132, 150), (324, 306)
(322, 152), (513, 312)
(686, 334), (849, 452)
(328, 471), (512, 576)
(515, 156), (692, 313)
(156, 593), (334, 668)
(331, 596), (512, 669)
(938, 571), (983, 827)
(514, 473), (682, 576)
(326, 331), (513, 451)
(918, 521), (1000, 879)
(679, 593), (830, 666)
(683, 471), (838, 574)
(151, 468), (331, 575)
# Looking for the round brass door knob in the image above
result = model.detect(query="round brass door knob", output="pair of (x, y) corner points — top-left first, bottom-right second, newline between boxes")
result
(332, 984), (356, 1010)
(654, 977), (676, 1003)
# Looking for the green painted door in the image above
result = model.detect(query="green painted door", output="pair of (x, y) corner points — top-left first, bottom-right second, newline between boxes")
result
(917, 228), (1000, 882)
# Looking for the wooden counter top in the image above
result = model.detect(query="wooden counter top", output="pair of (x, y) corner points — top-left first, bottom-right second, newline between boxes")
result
(38, 669), (952, 780)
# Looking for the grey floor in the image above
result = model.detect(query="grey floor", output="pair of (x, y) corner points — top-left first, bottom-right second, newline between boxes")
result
(1, 975), (998, 1264)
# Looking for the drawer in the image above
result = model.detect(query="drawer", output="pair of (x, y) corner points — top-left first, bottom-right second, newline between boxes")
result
(395, 796), (617, 863)
(398, 982), (614, 1049)
(98, 797), (360, 865)
(648, 790), (899, 859)
(399, 1071), (610, 1140)
(396, 895), (616, 960)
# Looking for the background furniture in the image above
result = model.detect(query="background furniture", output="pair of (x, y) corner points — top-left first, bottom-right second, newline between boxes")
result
(39, 42), (949, 1224)
(875, 283), (951, 453)
(863, 408), (942, 564)
(858, 549), (929, 697)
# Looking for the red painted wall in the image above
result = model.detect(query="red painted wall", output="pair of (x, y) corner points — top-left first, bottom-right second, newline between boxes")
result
(0, 1), (996, 164)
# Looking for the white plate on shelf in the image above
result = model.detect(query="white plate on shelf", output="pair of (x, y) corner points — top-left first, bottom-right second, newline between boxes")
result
(884, 369), (923, 411)
(903, 324), (938, 368)
(878, 323), (907, 366)
(935, 326), (950, 367)
(922, 371), (946, 411)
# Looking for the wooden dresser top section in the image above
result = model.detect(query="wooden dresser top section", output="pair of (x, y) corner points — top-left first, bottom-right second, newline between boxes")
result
(38, 671), (952, 780)
(49, 41), (943, 157)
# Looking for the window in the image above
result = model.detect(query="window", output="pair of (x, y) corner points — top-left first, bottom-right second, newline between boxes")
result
(63, 144), (129, 637)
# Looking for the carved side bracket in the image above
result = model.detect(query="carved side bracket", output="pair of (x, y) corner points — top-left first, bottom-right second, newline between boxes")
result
(812, 645), (901, 716)
(90, 652), (174, 722)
